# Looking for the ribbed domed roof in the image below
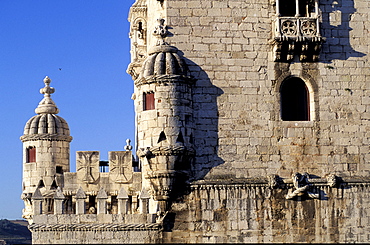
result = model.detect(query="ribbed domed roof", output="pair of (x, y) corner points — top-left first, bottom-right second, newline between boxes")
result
(139, 44), (189, 79)
(23, 114), (70, 136)
(20, 76), (72, 142)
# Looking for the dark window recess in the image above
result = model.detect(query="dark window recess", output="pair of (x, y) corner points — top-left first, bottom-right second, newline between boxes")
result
(88, 196), (96, 212)
(56, 166), (63, 174)
(280, 77), (310, 121)
(143, 92), (155, 110)
(110, 196), (118, 214)
(279, 0), (296, 17)
(64, 195), (74, 214)
(279, 0), (315, 17)
(26, 146), (36, 163)
(138, 22), (144, 38)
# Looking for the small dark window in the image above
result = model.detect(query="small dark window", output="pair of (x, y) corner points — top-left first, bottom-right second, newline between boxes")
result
(56, 166), (63, 174)
(280, 77), (310, 121)
(143, 92), (155, 110)
(26, 147), (36, 163)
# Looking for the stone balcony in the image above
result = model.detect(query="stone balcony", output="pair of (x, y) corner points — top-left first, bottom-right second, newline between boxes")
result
(271, 16), (325, 62)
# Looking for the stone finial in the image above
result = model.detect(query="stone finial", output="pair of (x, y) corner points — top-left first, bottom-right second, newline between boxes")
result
(117, 187), (129, 214)
(139, 187), (150, 199)
(75, 187), (86, 214)
(153, 18), (169, 45)
(97, 187), (108, 214)
(124, 139), (133, 151)
(97, 187), (108, 199)
(32, 188), (43, 215)
(76, 187), (86, 199)
(54, 187), (65, 200)
(35, 76), (59, 115)
(117, 187), (129, 199)
(54, 187), (65, 214)
(32, 188), (43, 200)
(139, 188), (150, 214)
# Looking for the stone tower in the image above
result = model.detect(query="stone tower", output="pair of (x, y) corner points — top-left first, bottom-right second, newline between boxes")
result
(133, 18), (195, 213)
(20, 76), (72, 222)
(21, 0), (370, 243)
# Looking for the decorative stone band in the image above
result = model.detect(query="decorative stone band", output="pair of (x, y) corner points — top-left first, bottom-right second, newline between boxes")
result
(134, 74), (195, 86)
(145, 170), (177, 179)
(20, 134), (73, 142)
(150, 145), (186, 156)
(272, 35), (325, 43)
(28, 223), (162, 232)
(191, 175), (370, 190)
(137, 145), (195, 157)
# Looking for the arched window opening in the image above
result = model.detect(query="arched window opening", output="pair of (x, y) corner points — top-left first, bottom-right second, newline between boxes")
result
(280, 77), (310, 121)
(26, 146), (36, 163)
(137, 21), (144, 39)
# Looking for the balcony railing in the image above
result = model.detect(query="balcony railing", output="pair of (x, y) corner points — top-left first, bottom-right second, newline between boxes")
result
(274, 17), (321, 40)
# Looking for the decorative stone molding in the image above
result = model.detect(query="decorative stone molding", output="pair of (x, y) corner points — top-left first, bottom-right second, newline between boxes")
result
(28, 223), (162, 232)
(20, 133), (72, 142)
(135, 74), (196, 87)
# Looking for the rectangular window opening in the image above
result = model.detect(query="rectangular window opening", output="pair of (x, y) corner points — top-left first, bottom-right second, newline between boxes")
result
(143, 92), (155, 111)
(26, 147), (36, 163)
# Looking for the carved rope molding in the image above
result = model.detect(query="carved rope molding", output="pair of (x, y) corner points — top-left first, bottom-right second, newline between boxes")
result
(20, 134), (73, 142)
(28, 223), (162, 232)
(134, 74), (195, 86)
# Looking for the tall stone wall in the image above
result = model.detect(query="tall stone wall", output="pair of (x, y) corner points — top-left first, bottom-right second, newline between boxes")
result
(165, 180), (370, 243)
(162, 0), (370, 181)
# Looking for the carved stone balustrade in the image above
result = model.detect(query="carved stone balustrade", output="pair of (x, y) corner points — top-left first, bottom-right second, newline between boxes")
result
(270, 16), (325, 62)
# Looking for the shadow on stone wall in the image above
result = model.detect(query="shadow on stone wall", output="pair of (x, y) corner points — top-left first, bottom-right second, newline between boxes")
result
(321, 0), (366, 62)
(169, 56), (224, 203)
(186, 57), (225, 182)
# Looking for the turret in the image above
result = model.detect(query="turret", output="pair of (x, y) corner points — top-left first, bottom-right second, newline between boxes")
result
(131, 18), (195, 212)
(20, 76), (72, 221)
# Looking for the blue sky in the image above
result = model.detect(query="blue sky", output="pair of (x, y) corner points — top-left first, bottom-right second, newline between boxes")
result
(0, 1), (136, 220)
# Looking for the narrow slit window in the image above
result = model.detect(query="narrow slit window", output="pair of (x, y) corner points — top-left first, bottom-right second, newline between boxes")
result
(143, 92), (155, 111)
(280, 77), (310, 121)
(26, 146), (36, 163)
